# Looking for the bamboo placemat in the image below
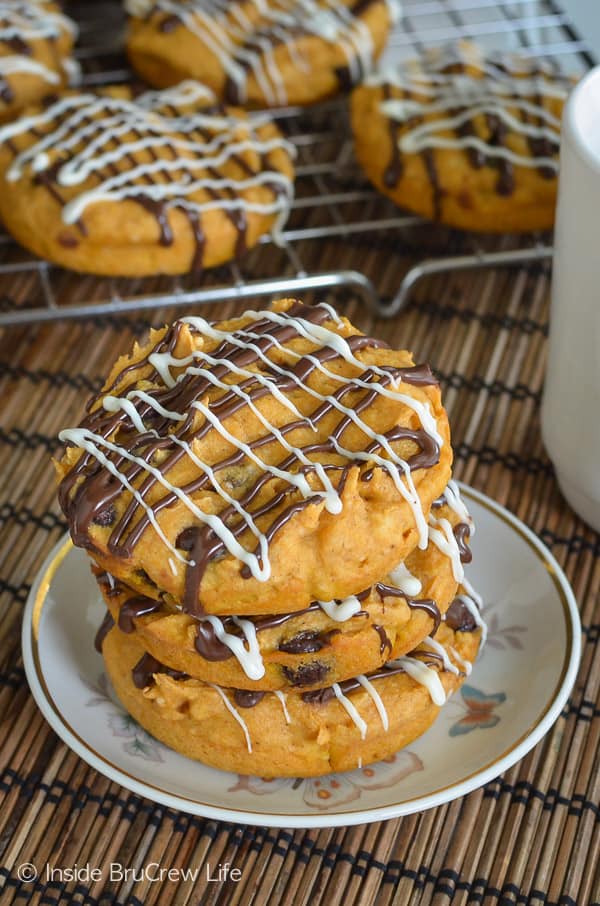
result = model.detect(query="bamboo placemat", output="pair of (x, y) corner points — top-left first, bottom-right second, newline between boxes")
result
(0, 227), (599, 905)
(0, 0), (598, 894)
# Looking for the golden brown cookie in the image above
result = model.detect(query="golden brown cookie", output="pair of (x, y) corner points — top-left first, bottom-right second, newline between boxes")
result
(125, 0), (401, 108)
(94, 491), (471, 690)
(100, 617), (481, 776)
(56, 299), (453, 615)
(0, 81), (294, 276)
(351, 41), (574, 232)
(0, 1), (77, 123)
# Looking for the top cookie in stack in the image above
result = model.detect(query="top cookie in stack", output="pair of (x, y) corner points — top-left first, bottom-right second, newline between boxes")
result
(56, 298), (452, 616)
(56, 299), (483, 777)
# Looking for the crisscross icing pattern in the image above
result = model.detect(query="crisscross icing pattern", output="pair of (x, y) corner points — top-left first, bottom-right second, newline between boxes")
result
(127, 0), (402, 105)
(0, 80), (295, 269)
(58, 302), (444, 613)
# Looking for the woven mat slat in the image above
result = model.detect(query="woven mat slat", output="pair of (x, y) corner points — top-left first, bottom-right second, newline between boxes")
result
(0, 222), (599, 906)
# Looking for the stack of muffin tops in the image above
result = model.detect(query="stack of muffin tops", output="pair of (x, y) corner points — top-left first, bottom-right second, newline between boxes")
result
(56, 299), (486, 777)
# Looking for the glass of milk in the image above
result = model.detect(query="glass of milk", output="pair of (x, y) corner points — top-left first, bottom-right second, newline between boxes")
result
(542, 66), (600, 531)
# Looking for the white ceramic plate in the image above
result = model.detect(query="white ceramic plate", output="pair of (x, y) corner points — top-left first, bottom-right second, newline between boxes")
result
(22, 485), (581, 828)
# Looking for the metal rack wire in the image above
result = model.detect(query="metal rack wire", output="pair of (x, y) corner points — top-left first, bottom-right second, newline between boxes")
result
(0, 0), (593, 326)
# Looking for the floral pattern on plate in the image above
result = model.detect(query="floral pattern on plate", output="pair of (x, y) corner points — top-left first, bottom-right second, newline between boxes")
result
(83, 672), (165, 763)
(485, 613), (527, 650)
(228, 752), (424, 810)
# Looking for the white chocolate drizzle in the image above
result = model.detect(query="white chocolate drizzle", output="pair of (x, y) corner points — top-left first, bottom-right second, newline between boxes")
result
(372, 43), (569, 173)
(388, 560), (422, 596)
(443, 479), (473, 534)
(356, 674), (389, 730)
(125, 0), (403, 106)
(60, 303), (442, 601)
(449, 646), (472, 676)
(332, 682), (367, 739)
(209, 683), (253, 753)
(455, 584), (487, 647)
(0, 80), (295, 253)
(0, 55), (59, 83)
(462, 576), (483, 610)
(428, 512), (464, 584)
(317, 596), (363, 621)
(0, 1), (76, 99)
(0, 1), (77, 39)
(200, 615), (265, 680)
(61, 55), (81, 88)
(422, 635), (460, 675)
(386, 655), (446, 706)
(274, 689), (291, 724)
(58, 427), (192, 566)
(182, 310), (441, 549)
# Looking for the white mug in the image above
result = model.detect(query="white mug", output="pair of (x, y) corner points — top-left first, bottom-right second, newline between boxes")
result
(542, 66), (600, 532)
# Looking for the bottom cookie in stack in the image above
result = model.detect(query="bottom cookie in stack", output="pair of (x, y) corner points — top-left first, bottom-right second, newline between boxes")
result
(91, 480), (485, 776)
(95, 594), (484, 777)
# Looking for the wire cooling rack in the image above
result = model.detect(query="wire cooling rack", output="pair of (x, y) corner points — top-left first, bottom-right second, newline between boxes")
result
(0, 0), (594, 326)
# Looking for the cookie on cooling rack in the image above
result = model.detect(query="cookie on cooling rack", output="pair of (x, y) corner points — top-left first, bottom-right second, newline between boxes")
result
(100, 614), (482, 776)
(351, 41), (574, 232)
(125, 0), (402, 108)
(0, 1), (77, 123)
(0, 81), (295, 276)
(56, 299), (453, 615)
(93, 489), (472, 690)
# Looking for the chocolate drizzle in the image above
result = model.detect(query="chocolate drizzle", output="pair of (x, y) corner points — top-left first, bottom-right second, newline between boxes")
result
(453, 522), (472, 564)
(380, 47), (568, 214)
(383, 82), (402, 188)
(205, 0), (380, 106)
(59, 302), (440, 615)
(332, 0), (379, 93)
(95, 570), (125, 598)
(131, 652), (188, 689)
(94, 612), (114, 652)
(194, 598), (366, 661)
(194, 621), (235, 661)
(5, 34), (31, 56)
(374, 582), (441, 634)
(0, 83), (292, 272)
(301, 649), (441, 704)
(123, 639), (451, 706)
(118, 595), (163, 633)
(372, 623), (392, 657)
(0, 79), (13, 104)
(158, 12), (181, 32)
(192, 576), (441, 664)
(135, 196), (174, 247)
